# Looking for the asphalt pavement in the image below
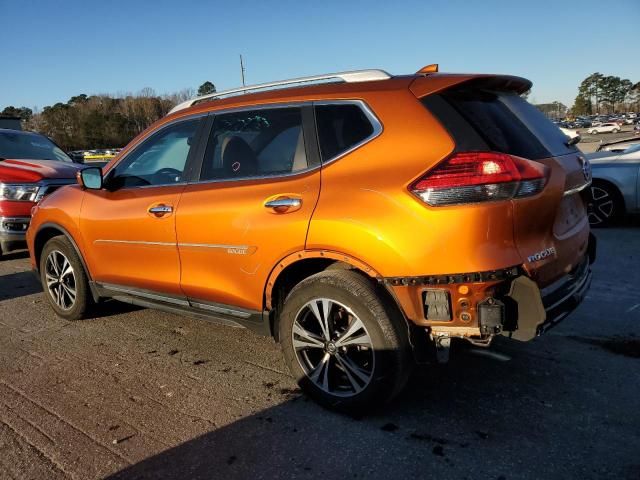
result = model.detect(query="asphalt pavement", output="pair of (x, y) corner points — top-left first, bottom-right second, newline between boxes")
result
(0, 222), (639, 480)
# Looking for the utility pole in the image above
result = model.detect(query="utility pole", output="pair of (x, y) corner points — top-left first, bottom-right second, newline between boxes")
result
(239, 54), (246, 87)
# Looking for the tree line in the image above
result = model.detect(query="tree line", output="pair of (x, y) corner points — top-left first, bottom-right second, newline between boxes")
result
(571, 73), (639, 116)
(3, 74), (638, 150)
(1, 82), (216, 151)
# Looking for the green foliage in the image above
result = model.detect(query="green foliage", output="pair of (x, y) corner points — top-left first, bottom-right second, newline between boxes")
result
(4, 93), (175, 151)
(0, 81), (221, 150)
(575, 72), (636, 114)
(1, 106), (33, 121)
(197, 81), (216, 96)
(571, 94), (592, 116)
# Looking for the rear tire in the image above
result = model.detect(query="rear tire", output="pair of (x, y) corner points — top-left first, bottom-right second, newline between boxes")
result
(279, 270), (411, 413)
(40, 236), (92, 320)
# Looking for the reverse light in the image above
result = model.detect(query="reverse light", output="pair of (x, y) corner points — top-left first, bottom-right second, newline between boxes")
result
(410, 152), (549, 206)
(0, 183), (41, 202)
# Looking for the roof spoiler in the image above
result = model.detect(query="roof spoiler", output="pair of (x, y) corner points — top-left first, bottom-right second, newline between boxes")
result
(410, 74), (532, 99)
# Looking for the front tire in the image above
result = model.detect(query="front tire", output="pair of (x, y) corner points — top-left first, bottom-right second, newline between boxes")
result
(40, 236), (92, 320)
(588, 182), (622, 227)
(279, 269), (411, 413)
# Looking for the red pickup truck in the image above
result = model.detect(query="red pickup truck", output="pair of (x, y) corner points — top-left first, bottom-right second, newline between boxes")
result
(0, 128), (82, 258)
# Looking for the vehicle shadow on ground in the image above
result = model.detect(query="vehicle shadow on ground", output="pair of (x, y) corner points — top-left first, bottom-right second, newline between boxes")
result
(90, 299), (142, 319)
(0, 250), (29, 261)
(0, 263), (142, 316)
(0, 270), (42, 301)
(105, 339), (636, 480)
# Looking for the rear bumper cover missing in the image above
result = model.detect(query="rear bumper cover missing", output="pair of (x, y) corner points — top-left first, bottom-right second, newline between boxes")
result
(503, 233), (595, 341)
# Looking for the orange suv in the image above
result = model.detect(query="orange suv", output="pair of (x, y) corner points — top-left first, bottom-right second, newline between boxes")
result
(27, 66), (595, 411)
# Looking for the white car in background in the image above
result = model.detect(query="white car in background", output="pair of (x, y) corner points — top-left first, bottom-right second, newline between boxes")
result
(559, 127), (580, 144)
(587, 123), (621, 134)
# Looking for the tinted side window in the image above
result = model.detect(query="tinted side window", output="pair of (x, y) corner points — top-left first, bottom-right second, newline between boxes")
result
(200, 107), (308, 181)
(315, 104), (374, 161)
(109, 119), (199, 189)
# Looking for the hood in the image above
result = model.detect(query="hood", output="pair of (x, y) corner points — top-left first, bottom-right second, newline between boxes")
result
(0, 158), (82, 183)
(585, 151), (619, 163)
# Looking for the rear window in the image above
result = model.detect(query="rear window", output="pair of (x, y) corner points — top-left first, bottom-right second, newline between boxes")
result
(315, 104), (375, 161)
(422, 88), (578, 160)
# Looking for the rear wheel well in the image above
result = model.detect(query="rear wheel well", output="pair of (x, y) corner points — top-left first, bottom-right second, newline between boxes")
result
(268, 259), (408, 343)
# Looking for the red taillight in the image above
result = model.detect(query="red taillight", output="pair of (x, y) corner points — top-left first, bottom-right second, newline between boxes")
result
(410, 152), (549, 206)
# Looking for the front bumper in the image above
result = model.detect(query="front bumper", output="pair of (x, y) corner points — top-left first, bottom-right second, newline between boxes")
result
(0, 216), (30, 254)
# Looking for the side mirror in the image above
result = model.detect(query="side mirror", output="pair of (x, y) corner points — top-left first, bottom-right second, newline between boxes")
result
(77, 167), (103, 190)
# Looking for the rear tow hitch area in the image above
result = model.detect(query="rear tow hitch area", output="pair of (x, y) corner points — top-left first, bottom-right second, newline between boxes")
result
(478, 298), (505, 336)
(502, 255), (592, 341)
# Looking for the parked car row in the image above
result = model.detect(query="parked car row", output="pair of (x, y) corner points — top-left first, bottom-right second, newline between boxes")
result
(554, 113), (640, 130)
(68, 148), (121, 163)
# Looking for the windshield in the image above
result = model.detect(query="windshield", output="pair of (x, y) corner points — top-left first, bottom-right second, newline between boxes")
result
(0, 131), (72, 162)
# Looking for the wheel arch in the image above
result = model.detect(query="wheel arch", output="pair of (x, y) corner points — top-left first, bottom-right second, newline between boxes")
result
(34, 223), (98, 301)
(264, 250), (408, 341)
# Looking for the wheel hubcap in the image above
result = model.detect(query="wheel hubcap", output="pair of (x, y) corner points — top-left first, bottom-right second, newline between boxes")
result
(588, 186), (614, 225)
(292, 298), (374, 397)
(45, 250), (76, 310)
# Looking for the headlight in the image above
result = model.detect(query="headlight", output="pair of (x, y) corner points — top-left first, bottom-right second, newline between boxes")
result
(0, 184), (41, 202)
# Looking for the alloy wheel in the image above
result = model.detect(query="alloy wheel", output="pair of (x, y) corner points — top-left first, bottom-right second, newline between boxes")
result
(45, 250), (77, 310)
(292, 298), (374, 397)
(587, 186), (615, 226)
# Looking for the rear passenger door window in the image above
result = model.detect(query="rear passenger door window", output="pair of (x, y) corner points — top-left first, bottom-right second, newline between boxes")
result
(315, 103), (376, 162)
(200, 107), (310, 181)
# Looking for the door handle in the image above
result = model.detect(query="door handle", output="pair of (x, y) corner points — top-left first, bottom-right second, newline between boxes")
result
(264, 197), (302, 212)
(148, 204), (173, 216)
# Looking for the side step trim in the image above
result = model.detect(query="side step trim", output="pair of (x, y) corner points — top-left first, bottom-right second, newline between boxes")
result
(92, 282), (271, 336)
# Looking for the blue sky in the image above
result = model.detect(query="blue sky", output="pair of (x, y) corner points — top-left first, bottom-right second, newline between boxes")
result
(2, 0), (638, 110)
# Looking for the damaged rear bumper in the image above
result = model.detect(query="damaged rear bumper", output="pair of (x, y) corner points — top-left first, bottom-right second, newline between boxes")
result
(501, 232), (595, 341)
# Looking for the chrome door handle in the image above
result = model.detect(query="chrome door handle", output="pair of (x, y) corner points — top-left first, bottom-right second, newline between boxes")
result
(264, 198), (302, 209)
(148, 205), (173, 214)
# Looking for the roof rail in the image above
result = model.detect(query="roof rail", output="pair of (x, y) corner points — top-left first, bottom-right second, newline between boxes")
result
(168, 69), (392, 114)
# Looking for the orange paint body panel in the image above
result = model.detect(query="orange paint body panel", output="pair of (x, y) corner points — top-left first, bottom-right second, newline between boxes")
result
(26, 70), (592, 336)
(79, 186), (186, 295)
(176, 171), (320, 310)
